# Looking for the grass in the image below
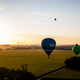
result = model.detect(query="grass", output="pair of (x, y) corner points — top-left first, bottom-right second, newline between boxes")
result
(0, 49), (80, 78)
(43, 68), (80, 79)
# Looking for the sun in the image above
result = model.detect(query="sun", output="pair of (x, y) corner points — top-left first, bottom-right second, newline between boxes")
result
(0, 25), (10, 44)
(0, 33), (6, 44)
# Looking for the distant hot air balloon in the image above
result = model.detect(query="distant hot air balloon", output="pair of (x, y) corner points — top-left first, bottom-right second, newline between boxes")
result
(17, 42), (19, 47)
(72, 44), (80, 56)
(17, 42), (19, 44)
(41, 38), (56, 58)
(54, 18), (57, 21)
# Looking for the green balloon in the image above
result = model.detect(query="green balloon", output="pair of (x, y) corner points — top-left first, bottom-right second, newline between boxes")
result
(72, 44), (80, 55)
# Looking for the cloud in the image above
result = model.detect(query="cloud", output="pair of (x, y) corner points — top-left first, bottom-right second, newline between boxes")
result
(9, 34), (44, 38)
(21, 22), (50, 25)
(31, 22), (50, 25)
(27, 12), (69, 16)
(8, 33), (80, 45)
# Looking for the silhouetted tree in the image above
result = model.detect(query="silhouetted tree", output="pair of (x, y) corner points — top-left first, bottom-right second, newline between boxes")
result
(65, 56), (80, 69)
(0, 64), (36, 80)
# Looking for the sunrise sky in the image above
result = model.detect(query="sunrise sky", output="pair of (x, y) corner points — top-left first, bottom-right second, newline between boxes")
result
(0, 0), (80, 45)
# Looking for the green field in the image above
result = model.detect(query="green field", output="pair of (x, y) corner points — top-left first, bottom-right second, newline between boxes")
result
(0, 49), (80, 79)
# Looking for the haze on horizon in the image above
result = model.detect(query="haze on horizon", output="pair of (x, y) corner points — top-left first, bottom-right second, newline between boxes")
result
(0, 0), (80, 45)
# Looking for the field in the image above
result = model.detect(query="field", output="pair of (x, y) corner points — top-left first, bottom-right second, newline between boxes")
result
(0, 49), (80, 79)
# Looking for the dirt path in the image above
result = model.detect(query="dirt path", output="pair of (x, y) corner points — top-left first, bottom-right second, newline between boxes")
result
(36, 66), (66, 80)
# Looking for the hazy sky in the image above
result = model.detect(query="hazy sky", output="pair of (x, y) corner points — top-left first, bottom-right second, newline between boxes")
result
(0, 0), (80, 45)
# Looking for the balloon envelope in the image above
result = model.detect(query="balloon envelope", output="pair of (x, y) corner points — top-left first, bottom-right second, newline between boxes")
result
(41, 38), (56, 58)
(54, 18), (57, 21)
(72, 44), (80, 55)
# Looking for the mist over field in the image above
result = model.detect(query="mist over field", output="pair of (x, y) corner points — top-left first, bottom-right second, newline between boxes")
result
(0, 44), (75, 51)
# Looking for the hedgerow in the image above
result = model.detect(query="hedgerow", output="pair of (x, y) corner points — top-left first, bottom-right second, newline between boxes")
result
(0, 64), (36, 80)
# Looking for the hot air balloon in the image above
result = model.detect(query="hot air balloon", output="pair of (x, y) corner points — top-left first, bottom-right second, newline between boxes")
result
(54, 18), (57, 21)
(41, 38), (56, 58)
(72, 44), (80, 56)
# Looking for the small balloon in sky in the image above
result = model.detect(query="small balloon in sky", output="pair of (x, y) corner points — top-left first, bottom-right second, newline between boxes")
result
(41, 38), (56, 58)
(54, 18), (57, 21)
(72, 44), (80, 55)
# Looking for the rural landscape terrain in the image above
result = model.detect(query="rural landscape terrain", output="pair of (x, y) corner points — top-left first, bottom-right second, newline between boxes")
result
(0, 44), (80, 80)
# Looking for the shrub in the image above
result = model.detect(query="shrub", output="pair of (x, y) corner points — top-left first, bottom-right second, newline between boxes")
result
(65, 56), (80, 69)
(0, 64), (36, 80)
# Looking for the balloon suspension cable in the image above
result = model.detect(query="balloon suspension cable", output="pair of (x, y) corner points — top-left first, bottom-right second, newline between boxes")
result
(76, 54), (78, 57)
